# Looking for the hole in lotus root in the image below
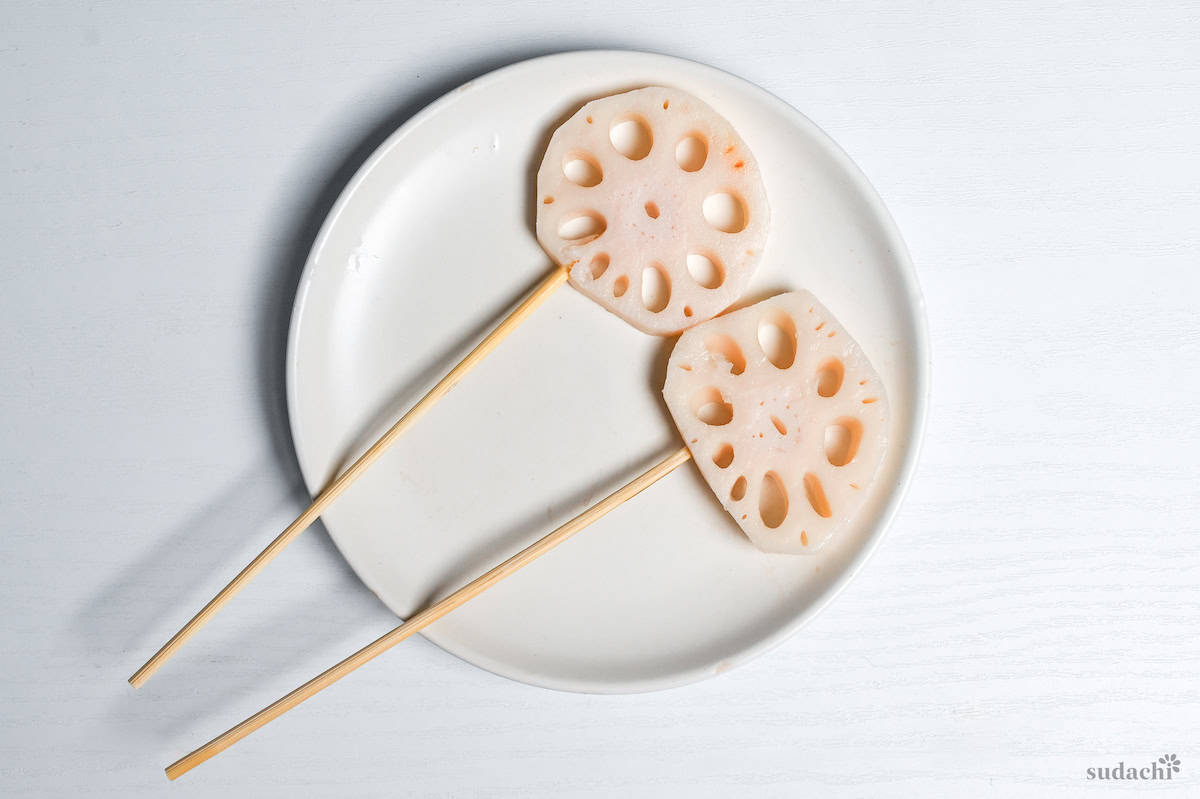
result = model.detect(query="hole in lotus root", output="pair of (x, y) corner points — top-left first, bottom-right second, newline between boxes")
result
(562, 151), (603, 187)
(759, 472), (789, 528)
(804, 473), (832, 518)
(609, 115), (653, 160)
(702, 191), (748, 233)
(730, 475), (748, 502)
(824, 418), (863, 467)
(770, 415), (787, 436)
(640, 264), (671, 312)
(704, 333), (746, 375)
(757, 310), (797, 369)
(588, 253), (609, 279)
(557, 211), (606, 243)
(675, 133), (708, 172)
(691, 387), (733, 426)
(644, 201), (660, 219)
(712, 443), (734, 469)
(612, 275), (629, 297)
(816, 358), (845, 397)
(686, 251), (724, 289)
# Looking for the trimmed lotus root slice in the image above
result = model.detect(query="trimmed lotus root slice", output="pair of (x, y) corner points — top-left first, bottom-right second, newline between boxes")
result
(662, 291), (889, 554)
(536, 87), (769, 336)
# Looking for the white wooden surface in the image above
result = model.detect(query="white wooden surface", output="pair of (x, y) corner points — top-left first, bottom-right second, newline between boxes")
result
(2, 2), (1198, 796)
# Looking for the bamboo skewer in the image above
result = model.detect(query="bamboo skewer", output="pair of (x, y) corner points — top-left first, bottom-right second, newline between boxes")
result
(165, 445), (692, 780)
(130, 267), (569, 688)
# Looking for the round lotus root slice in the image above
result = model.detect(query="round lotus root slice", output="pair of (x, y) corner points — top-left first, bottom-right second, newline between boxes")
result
(536, 86), (769, 336)
(662, 291), (889, 554)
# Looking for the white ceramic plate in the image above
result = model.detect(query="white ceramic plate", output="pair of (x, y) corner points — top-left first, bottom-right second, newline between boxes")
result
(287, 50), (928, 693)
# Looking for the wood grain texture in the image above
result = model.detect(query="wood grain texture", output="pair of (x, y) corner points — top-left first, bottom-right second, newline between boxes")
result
(1, 2), (1197, 797)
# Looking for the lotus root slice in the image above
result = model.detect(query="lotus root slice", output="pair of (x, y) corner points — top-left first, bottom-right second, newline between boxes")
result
(536, 86), (769, 336)
(662, 291), (889, 554)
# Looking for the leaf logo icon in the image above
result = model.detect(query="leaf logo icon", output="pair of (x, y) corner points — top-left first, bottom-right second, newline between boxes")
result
(1158, 754), (1181, 773)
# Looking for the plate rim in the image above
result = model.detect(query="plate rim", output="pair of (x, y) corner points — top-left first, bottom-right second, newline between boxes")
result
(285, 48), (931, 693)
